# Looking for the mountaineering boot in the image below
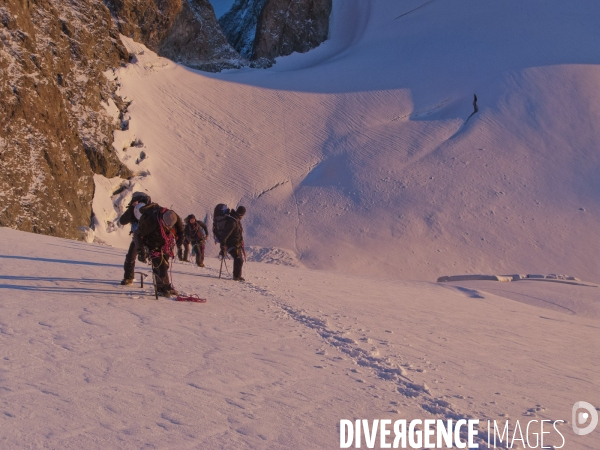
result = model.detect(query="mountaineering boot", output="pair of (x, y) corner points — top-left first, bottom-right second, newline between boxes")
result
(157, 288), (178, 297)
(232, 276), (245, 282)
(198, 263), (205, 267)
(120, 278), (134, 286)
(167, 284), (179, 296)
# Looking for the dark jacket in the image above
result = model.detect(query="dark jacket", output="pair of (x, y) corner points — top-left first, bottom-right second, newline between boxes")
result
(119, 204), (138, 233)
(184, 221), (208, 243)
(133, 203), (184, 252)
(220, 213), (244, 248)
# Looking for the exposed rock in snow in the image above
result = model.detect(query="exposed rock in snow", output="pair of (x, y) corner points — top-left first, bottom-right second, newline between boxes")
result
(0, 0), (130, 239)
(104, 0), (243, 71)
(219, 0), (268, 59)
(219, 0), (331, 62)
(253, 0), (332, 61)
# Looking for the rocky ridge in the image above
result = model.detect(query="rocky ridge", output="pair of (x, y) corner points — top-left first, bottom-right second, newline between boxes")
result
(219, 0), (268, 59)
(104, 0), (243, 71)
(253, 0), (332, 61)
(219, 0), (332, 63)
(0, 0), (130, 239)
(1, 0), (331, 241)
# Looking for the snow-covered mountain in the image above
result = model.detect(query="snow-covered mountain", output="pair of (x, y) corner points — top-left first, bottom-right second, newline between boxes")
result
(2, 1), (599, 447)
(95, 0), (600, 283)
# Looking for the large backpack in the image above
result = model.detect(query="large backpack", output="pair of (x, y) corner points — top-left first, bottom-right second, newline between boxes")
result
(136, 204), (176, 257)
(212, 203), (231, 244)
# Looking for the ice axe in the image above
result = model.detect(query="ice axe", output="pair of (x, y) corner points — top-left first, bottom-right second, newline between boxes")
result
(134, 271), (148, 288)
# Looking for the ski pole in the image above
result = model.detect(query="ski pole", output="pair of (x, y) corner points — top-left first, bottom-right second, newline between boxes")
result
(149, 255), (158, 299)
(223, 255), (230, 276)
(152, 270), (158, 299)
(219, 253), (224, 279)
(153, 275), (157, 299)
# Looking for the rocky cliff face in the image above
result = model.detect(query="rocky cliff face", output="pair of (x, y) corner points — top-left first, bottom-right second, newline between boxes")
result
(0, 0), (130, 239)
(253, 0), (332, 60)
(0, 0), (329, 241)
(218, 0), (268, 59)
(219, 0), (331, 62)
(104, 0), (243, 71)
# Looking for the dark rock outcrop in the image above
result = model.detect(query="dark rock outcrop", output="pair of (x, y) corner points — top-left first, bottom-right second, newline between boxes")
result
(104, 0), (243, 71)
(219, 0), (331, 63)
(253, 0), (332, 60)
(219, 0), (268, 59)
(0, 0), (131, 239)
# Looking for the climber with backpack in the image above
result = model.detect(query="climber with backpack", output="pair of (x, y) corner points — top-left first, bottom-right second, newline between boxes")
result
(118, 191), (151, 285)
(181, 214), (209, 267)
(212, 204), (246, 281)
(133, 202), (184, 297)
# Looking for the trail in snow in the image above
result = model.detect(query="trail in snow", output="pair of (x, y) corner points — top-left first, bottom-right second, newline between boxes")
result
(1, 227), (597, 448)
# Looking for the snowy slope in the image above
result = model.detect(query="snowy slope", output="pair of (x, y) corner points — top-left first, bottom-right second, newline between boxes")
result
(93, 0), (600, 283)
(0, 227), (598, 448)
